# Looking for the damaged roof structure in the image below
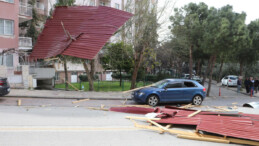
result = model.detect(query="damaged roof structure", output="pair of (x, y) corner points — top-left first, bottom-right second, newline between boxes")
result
(110, 106), (259, 145)
(30, 6), (133, 60)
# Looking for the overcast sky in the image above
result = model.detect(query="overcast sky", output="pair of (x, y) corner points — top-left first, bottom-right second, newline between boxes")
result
(158, 0), (259, 42)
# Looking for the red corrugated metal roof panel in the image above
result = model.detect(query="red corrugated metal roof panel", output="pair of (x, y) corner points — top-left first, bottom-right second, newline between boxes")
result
(197, 120), (259, 141)
(109, 107), (155, 115)
(30, 6), (133, 60)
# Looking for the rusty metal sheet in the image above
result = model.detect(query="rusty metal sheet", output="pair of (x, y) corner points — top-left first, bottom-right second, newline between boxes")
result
(30, 6), (132, 60)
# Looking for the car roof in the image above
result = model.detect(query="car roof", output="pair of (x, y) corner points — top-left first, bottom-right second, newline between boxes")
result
(227, 75), (237, 77)
(165, 78), (195, 82)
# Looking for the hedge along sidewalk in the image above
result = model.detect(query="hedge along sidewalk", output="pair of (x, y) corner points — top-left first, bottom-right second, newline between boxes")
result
(6, 89), (132, 100)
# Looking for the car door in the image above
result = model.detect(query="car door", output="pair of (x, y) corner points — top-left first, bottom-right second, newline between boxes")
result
(182, 81), (198, 101)
(160, 82), (183, 102)
(223, 76), (228, 85)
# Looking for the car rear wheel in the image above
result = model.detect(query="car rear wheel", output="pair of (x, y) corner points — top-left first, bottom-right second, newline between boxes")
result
(192, 95), (203, 105)
(147, 95), (159, 107)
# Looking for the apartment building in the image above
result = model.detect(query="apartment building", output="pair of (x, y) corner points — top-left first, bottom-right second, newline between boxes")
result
(0, 0), (52, 88)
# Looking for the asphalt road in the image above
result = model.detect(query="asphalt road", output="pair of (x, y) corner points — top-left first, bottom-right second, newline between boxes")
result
(0, 83), (259, 146)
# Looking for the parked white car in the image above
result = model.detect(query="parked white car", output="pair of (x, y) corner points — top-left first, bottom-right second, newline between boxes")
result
(221, 75), (238, 86)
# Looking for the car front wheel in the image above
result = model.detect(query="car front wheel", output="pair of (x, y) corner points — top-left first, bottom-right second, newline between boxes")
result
(192, 95), (203, 105)
(147, 95), (159, 107)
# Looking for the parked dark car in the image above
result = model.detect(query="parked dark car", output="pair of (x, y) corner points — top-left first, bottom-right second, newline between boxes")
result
(132, 79), (206, 106)
(0, 77), (10, 96)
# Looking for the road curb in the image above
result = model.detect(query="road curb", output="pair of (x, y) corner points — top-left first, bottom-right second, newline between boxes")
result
(5, 95), (131, 100)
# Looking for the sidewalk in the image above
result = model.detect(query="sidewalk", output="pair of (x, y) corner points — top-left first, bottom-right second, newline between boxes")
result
(6, 89), (131, 100)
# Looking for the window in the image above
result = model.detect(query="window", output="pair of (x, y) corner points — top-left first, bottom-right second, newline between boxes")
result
(115, 3), (120, 9)
(0, 0), (14, 3)
(126, 8), (132, 13)
(0, 54), (13, 67)
(90, 0), (95, 6)
(0, 19), (14, 36)
(6, 54), (13, 67)
(230, 77), (237, 80)
(100, 1), (105, 6)
(166, 83), (182, 88)
(55, 72), (60, 81)
(184, 82), (197, 87)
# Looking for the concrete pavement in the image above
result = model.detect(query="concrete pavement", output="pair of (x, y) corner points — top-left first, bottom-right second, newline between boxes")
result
(6, 89), (131, 100)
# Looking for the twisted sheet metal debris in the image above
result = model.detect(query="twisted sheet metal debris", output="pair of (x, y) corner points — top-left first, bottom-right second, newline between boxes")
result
(30, 6), (132, 60)
(110, 106), (259, 143)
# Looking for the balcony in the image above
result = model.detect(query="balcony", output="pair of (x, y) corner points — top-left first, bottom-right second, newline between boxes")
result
(19, 3), (32, 23)
(19, 37), (32, 50)
(35, 2), (46, 15)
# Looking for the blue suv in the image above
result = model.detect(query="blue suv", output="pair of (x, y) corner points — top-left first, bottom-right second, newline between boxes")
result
(132, 79), (206, 106)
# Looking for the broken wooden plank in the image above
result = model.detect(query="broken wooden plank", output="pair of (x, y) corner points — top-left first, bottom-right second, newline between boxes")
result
(160, 124), (172, 134)
(87, 107), (109, 111)
(180, 103), (193, 109)
(72, 98), (90, 104)
(17, 99), (21, 106)
(227, 137), (259, 146)
(122, 84), (154, 93)
(125, 116), (161, 121)
(213, 106), (231, 112)
(188, 110), (201, 118)
(133, 120), (196, 136)
(177, 134), (230, 144)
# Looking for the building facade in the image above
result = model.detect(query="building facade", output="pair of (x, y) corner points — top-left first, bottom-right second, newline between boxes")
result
(0, 0), (50, 88)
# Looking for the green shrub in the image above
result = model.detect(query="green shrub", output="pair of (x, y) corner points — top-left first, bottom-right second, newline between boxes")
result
(79, 75), (88, 82)
(79, 74), (99, 82)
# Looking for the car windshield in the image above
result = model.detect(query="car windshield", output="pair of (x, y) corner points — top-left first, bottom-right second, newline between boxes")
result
(153, 80), (169, 88)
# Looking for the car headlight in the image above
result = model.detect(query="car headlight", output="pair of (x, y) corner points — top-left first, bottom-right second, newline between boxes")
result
(138, 92), (145, 96)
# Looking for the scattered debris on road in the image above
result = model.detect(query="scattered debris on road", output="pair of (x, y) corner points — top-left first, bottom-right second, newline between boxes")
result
(110, 106), (259, 145)
(72, 98), (90, 104)
(17, 99), (21, 106)
(87, 104), (109, 111)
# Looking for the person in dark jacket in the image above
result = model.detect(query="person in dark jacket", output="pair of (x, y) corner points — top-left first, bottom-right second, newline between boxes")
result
(237, 77), (242, 93)
(244, 77), (250, 93)
(255, 77), (259, 93)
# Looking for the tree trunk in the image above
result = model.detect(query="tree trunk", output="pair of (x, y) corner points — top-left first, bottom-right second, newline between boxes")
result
(207, 55), (217, 97)
(240, 61), (244, 76)
(202, 56), (213, 85)
(178, 61), (182, 78)
(119, 68), (122, 87)
(196, 59), (201, 76)
(130, 50), (144, 89)
(90, 60), (95, 80)
(64, 58), (68, 91)
(82, 59), (94, 91)
(188, 45), (193, 79)
(217, 60), (224, 83)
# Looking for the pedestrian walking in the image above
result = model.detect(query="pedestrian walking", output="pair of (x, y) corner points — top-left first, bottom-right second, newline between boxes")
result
(254, 77), (259, 93)
(244, 77), (250, 93)
(237, 77), (242, 94)
(249, 77), (255, 96)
